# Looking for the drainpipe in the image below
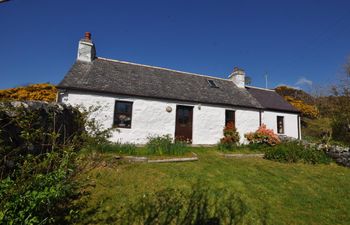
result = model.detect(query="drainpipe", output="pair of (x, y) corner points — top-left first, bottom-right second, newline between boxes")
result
(297, 114), (301, 140)
(259, 110), (262, 126)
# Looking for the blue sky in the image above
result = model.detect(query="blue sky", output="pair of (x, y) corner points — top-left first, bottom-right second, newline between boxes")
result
(1, 0), (350, 90)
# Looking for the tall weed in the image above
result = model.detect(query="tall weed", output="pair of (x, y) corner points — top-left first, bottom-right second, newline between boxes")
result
(146, 135), (189, 155)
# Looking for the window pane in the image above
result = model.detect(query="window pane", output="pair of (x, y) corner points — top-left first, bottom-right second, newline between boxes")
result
(179, 108), (190, 125)
(114, 101), (133, 128)
(207, 79), (218, 88)
(277, 116), (284, 134)
(225, 110), (235, 127)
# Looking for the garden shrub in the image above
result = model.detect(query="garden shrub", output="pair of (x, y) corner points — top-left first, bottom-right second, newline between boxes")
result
(77, 105), (117, 148)
(0, 101), (84, 178)
(0, 101), (114, 224)
(264, 141), (332, 164)
(218, 122), (240, 151)
(245, 124), (280, 146)
(0, 149), (79, 224)
(146, 135), (189, 155)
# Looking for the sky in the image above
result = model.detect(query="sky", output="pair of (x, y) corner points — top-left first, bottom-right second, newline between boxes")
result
(1, 0), (350, 90)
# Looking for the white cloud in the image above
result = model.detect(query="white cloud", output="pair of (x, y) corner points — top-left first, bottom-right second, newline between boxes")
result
(296, 77), (313, 86)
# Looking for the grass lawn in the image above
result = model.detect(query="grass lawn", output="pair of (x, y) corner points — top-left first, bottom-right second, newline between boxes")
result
(75, 147), (350, 225)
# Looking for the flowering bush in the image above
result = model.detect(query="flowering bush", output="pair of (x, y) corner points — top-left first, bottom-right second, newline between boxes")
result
(244, 124), (280, 146)
(0, 83), (57, 102)
(219, 122), (240, 150)
(284, 96), (319, 119)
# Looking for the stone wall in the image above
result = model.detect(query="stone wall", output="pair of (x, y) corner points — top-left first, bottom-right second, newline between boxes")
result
(279, 136), (350, 167)
(323, 145), (350, 167)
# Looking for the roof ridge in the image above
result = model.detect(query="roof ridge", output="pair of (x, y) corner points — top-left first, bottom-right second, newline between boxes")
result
(97, 57), (231, 82)
(246, 85), (275, 92)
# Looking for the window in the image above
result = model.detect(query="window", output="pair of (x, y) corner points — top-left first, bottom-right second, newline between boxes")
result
(225, 110), (235, 127)
(277, 116), (284, 134)
(178, 108), (191, 125)
(207, 79), (218, 88)
(114, 101), (133, 128)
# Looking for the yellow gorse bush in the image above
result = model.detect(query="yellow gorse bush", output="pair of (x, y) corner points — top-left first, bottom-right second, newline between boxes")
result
(284, 96), (319, 119)
(0, 83), (57, 102)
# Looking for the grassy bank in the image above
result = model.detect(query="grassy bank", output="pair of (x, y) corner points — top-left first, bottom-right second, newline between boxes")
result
(75, 147), (350, 225)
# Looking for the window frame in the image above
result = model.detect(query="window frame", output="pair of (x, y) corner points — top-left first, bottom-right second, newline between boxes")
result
(113, 100), (133, 129)
(225, 110), (236, 128)
(277, 116), (284, 134)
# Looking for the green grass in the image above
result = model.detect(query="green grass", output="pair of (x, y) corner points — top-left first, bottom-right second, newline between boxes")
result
(75, 147), (350, 225)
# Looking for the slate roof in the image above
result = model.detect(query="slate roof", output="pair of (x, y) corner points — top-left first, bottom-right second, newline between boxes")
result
(246, 86), (299, 113)
(58, 58), (263, 109)
(58, 57), (299, 113)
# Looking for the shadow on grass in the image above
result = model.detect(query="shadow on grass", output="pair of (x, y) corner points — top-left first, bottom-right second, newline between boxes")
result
(80, 180), (269, 225)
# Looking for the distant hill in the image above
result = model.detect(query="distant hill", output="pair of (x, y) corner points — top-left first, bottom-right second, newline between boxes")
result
(0, 83), (57, 102)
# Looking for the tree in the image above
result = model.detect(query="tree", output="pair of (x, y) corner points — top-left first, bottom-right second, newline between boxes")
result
(329, 58), (350, 144)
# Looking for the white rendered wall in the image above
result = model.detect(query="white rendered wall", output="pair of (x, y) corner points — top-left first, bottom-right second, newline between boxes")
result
(236, 109), (261, 143)
(192, 105), (224, 145)
(262, 111), (299, 139)
(61, 90), (261, 145)
(62, 91), (176, 144)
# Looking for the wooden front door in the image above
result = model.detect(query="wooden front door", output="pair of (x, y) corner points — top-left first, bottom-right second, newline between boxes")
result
(175, 105), (193, 143)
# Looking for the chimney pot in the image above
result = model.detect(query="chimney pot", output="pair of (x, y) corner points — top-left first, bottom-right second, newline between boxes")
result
(85, 32), (91, 41)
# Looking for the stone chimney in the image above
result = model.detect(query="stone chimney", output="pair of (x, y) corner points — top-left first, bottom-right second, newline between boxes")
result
(77, 32), (96, 62)
(228, 67), (245, 88)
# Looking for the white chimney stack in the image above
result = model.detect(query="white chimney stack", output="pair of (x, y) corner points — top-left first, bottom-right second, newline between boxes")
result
(77, 32), (96, 62)
(228, 67), (246, 88)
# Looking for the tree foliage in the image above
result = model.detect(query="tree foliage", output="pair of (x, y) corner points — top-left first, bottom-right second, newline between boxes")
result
(329, 59), (350, 144)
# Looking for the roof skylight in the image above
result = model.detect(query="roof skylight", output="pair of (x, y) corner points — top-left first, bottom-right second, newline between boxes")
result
(207, 79), (219, 88)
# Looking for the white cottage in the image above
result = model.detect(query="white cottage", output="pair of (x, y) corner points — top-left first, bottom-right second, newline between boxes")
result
(58, 32), (301, 145)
